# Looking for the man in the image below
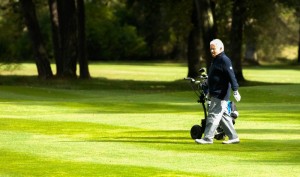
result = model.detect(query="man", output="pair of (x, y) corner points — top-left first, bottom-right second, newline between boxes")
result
(195, 39), (241, 144)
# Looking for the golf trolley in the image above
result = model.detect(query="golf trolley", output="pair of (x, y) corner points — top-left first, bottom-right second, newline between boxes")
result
(184, 68), (238, 140)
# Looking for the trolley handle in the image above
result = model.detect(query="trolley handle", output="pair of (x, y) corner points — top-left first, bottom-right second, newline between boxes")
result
(184, 77), (201, 84)
(199, 74), (208, 80)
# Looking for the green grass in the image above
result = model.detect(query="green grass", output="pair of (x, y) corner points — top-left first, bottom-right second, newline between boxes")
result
(0, 62), (300, 177)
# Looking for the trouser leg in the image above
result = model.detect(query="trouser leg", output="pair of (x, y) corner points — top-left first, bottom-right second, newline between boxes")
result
(220, 114), (238, 139)
(203, 97), (226, 141)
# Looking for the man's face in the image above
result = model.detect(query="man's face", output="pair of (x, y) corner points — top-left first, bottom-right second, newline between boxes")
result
(210, 44), (222, 58)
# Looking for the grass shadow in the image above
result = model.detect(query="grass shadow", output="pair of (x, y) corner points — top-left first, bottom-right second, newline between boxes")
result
(85, 138), (192, 145)
(65, 129), (193, 145)
(0, 75), (297, 92)
(238, 128), (300, 134)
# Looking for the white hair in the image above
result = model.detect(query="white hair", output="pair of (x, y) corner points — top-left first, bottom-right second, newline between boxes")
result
(210, 39), (224, 51)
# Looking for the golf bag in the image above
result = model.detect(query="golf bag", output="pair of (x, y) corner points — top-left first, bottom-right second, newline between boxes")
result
(185, 68), (239, 140)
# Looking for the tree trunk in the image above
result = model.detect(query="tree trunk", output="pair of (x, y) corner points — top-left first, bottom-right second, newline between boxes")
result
(298, 23), (300, 64)
(187, 0), (201, 78)
(229, 0), (246, 82)
(297, 6), (300, 64)
(49, 0), (90, 78)
(76, 0), (90, 79)
(57, 0), (78, 78)
(197, 0), (217, 72)
(187, 28), (201, 78)
(48, 0), (63, 76)
(20, 0), (53, 79)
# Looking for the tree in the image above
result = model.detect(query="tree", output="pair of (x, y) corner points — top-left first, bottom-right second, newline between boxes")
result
(278, 0), (300, 64)
(126, 0), (166, 59)
(48, 0), (90, 78)
(187, 0), (217, 77)
(48, 0), (62, 76)
(187, 0), (202, 78)
(77, 0), (90, 78)
(243, 0), (299, 64)
(126, 0), (192, 60)
(57, 0), (78, 78)
(229, 0), (246, 82)
(198, 0), (217, 71)
(20, 0), (53, 79)
(297, 6), (300, 64)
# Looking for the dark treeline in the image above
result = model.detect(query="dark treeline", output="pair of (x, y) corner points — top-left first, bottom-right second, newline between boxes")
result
(0, 0), (299, 80)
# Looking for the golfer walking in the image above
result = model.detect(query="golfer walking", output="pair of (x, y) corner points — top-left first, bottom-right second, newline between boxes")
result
(195, 39), (241, 144)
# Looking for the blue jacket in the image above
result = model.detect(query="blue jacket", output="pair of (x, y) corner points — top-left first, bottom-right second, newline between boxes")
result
(208, 52), (239, 101)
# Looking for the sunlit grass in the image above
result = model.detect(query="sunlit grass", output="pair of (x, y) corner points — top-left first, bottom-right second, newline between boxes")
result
(0, 62), (299, 177)
(0, 62), (188, 81)
(243, 67), (300, 84)
(89, 62), (188, 81)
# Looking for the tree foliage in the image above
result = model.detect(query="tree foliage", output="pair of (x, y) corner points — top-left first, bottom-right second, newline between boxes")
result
(85, 1), (147, 60)
(0, 0), (299, 72)
(0, 0), (31, 61)
(125, 0), (192, 60)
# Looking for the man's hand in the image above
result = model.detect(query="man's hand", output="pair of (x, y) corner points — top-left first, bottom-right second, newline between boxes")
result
(233, 91), (241, 102)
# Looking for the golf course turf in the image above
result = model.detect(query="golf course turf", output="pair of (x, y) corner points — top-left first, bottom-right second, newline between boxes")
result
(0, 63), (299, 177)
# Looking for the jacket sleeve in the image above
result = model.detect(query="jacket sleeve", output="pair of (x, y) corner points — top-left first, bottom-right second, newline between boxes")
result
(224, 58), (239, 91)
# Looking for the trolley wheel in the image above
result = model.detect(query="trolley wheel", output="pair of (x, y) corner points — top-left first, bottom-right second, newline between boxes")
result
(190, 125), (203, 139)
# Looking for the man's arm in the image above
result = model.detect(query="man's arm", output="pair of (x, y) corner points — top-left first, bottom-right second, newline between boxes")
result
(224, 58), (239, 91)
(224, 57), (241, 101)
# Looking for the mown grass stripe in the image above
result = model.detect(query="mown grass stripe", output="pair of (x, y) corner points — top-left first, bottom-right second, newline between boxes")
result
(1, 63), (300, 176)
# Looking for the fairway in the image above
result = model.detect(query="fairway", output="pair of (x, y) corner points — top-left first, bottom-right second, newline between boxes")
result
(0, 63), (299, 177)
